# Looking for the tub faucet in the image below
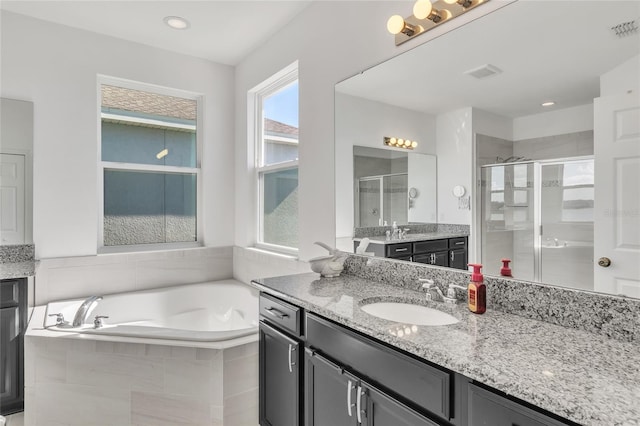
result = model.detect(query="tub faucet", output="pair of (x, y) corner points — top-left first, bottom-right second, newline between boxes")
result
(72, 295), (103, 327)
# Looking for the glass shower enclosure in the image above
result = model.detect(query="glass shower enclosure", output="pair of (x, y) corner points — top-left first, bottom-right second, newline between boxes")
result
(480, 158), (594, 289)
(356, 173), (408, 227)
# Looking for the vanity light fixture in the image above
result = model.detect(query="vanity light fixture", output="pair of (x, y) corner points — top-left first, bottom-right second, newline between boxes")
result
(164, 16), (190, 30)
(388, 0), (489, 46)
(384, 136), (418, 150)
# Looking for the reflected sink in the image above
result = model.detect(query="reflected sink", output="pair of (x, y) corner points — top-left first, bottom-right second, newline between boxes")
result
(360, 302), (459, 326)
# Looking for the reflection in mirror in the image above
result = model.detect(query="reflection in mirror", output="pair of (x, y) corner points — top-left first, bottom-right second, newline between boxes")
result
(0, 98), (33, 245)
(335, 1), (640, 297)
(353, 146), (436, 228)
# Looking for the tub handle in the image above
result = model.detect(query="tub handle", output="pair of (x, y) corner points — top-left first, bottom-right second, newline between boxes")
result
(48, 313), (66, 326)
(288, 344), (297, 373)
(94, 315), (109, 329)
(264, 306), (289, 320)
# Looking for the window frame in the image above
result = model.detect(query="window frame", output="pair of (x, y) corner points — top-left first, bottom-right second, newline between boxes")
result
(250, 63), (299, 256)
(97, 75), (204, 253)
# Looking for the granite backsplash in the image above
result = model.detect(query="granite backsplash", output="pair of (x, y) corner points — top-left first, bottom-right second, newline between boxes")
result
(354, 223), (470, 238)
(342, 253), (640, 343)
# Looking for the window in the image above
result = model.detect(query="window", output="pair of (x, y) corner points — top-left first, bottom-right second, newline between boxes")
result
(99, 78), (201, 249)
(253, 64), (299, 253)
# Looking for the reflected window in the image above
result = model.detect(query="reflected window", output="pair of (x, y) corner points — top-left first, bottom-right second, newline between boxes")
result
(561, 161), (594, 222)
(100, 82), (200, 248)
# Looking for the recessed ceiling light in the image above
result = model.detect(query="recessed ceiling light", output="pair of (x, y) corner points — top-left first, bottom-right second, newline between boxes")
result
(164, 16), (190, 30)
(541, 101), (556, 107)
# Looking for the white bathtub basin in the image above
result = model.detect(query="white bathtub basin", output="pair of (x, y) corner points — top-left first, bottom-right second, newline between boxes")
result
(361, 302), (459, 326)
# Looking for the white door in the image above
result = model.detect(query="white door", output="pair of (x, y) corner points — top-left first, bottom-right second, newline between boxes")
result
(594, 93), (640, 297)
(0, 153), (25, 244)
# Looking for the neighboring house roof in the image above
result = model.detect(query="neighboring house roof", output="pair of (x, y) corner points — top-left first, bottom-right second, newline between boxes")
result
(102, 85), (196, 121)
(265, 118), (298, 138)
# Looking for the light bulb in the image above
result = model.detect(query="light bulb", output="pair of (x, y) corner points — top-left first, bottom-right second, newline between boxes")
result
(387, 15), (406, 35)
(443, 0), (458, 4)
(390, 137), (397, 145)
(413, 0), (433, 20)
(397, 138), (404, 146)
(404, 140), (412, 147)
(411, 141), (418, 148)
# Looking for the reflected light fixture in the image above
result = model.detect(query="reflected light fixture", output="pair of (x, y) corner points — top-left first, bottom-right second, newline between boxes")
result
(164, 16), (190, 30)
(388, 0), (489, 45)
(384, 136), (418, 150)
(156, 148), (169, 159)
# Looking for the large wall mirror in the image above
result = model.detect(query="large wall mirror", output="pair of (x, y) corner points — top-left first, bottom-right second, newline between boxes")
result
(0, 98), (34, 246)
(335, 1), (640, 298)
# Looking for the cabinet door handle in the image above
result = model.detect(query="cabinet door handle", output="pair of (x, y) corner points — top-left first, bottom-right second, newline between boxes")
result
(394, 248), (408, 252)
(347, 379), (355, 417)
(288, 344), (296, 373)
(356, 385), (365, 424)
(451, 251), (455, 262)
(455, 241), (465, 245)
(265, 307), (289, 319)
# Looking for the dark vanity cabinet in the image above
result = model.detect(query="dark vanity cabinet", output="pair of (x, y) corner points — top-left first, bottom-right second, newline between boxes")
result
(0, 278), (27, 415)
(259, 293), (303, 426)
(357, 236), (468, 270)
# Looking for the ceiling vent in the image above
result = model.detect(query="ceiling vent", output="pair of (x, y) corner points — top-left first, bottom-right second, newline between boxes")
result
(611, 19), (638, 38)
(464, 64), (502, 80)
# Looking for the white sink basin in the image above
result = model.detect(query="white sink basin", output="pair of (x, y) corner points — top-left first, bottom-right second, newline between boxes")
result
(361, 302), (459, 326)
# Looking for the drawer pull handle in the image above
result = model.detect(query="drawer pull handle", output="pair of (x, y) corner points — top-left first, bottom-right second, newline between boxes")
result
(394, 248), (408, 252)
(456, 241), (465, 245)
(265, 307), (289, 319)
(347, 379), (355, 417)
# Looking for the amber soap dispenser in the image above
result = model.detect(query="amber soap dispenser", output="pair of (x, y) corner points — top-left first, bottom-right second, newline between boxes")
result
(467, 264), (486, 314)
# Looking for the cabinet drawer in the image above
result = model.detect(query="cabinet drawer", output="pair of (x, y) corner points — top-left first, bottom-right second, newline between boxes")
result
(449, 237), (467, 249)
(468, 383), (569, 426)
(259, 293), (302, 337)
(386, 243), (412, 258)
(0, 280), (20, 308)
(306, 313), (451, 421)
(413, 239), (448, 254)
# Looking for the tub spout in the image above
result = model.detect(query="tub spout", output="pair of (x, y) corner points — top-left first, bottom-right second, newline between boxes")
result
(72, 295), (103, 327)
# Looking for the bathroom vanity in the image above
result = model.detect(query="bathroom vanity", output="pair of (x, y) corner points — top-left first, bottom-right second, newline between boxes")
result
(354, 234), (468, 270)
(252, 272), (640, 426)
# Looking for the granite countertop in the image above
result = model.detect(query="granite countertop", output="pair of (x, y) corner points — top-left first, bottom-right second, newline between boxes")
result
(251, 273), (640, 426)
(354, 232), (469, 245)
(0, 260), (35, 279)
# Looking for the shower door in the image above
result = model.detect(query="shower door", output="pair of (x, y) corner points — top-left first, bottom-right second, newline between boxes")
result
(480, 163), (535, 280)
(539, 159), (594, 289)
(356, 174), (408, 227)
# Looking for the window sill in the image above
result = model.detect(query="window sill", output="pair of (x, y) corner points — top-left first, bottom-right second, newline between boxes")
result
(98, 241), (202, 255)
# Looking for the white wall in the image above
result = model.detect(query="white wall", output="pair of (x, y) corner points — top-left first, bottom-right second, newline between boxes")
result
(435, 108), (473, 226)
(1, 11), (235, 259)
(335, 93), (436, 238)
(234, 1), (511, 275)
(600, 54), (640, 97)
(512, 104), (593, 141)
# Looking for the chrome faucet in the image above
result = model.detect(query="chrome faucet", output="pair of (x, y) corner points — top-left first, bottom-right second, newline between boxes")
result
(420, 279), (445, 302)
(72, 296), (103, 327)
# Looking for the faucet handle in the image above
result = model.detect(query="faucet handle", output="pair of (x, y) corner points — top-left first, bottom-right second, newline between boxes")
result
(48, 313), (65, 326)
(446, 284), (467, 299)
(94, 315), (109, 329)
(419, 279), (435, 289)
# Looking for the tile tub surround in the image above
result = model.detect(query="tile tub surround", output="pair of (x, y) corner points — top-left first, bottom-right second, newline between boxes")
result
(24, 335), (258, 426)
(251, 273), (640, 426)
(343, 253), (640, 342)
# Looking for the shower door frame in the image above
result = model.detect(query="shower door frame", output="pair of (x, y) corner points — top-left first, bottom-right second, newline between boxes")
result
(478, 155), (594, 283)
(355, 172), (408, 228)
